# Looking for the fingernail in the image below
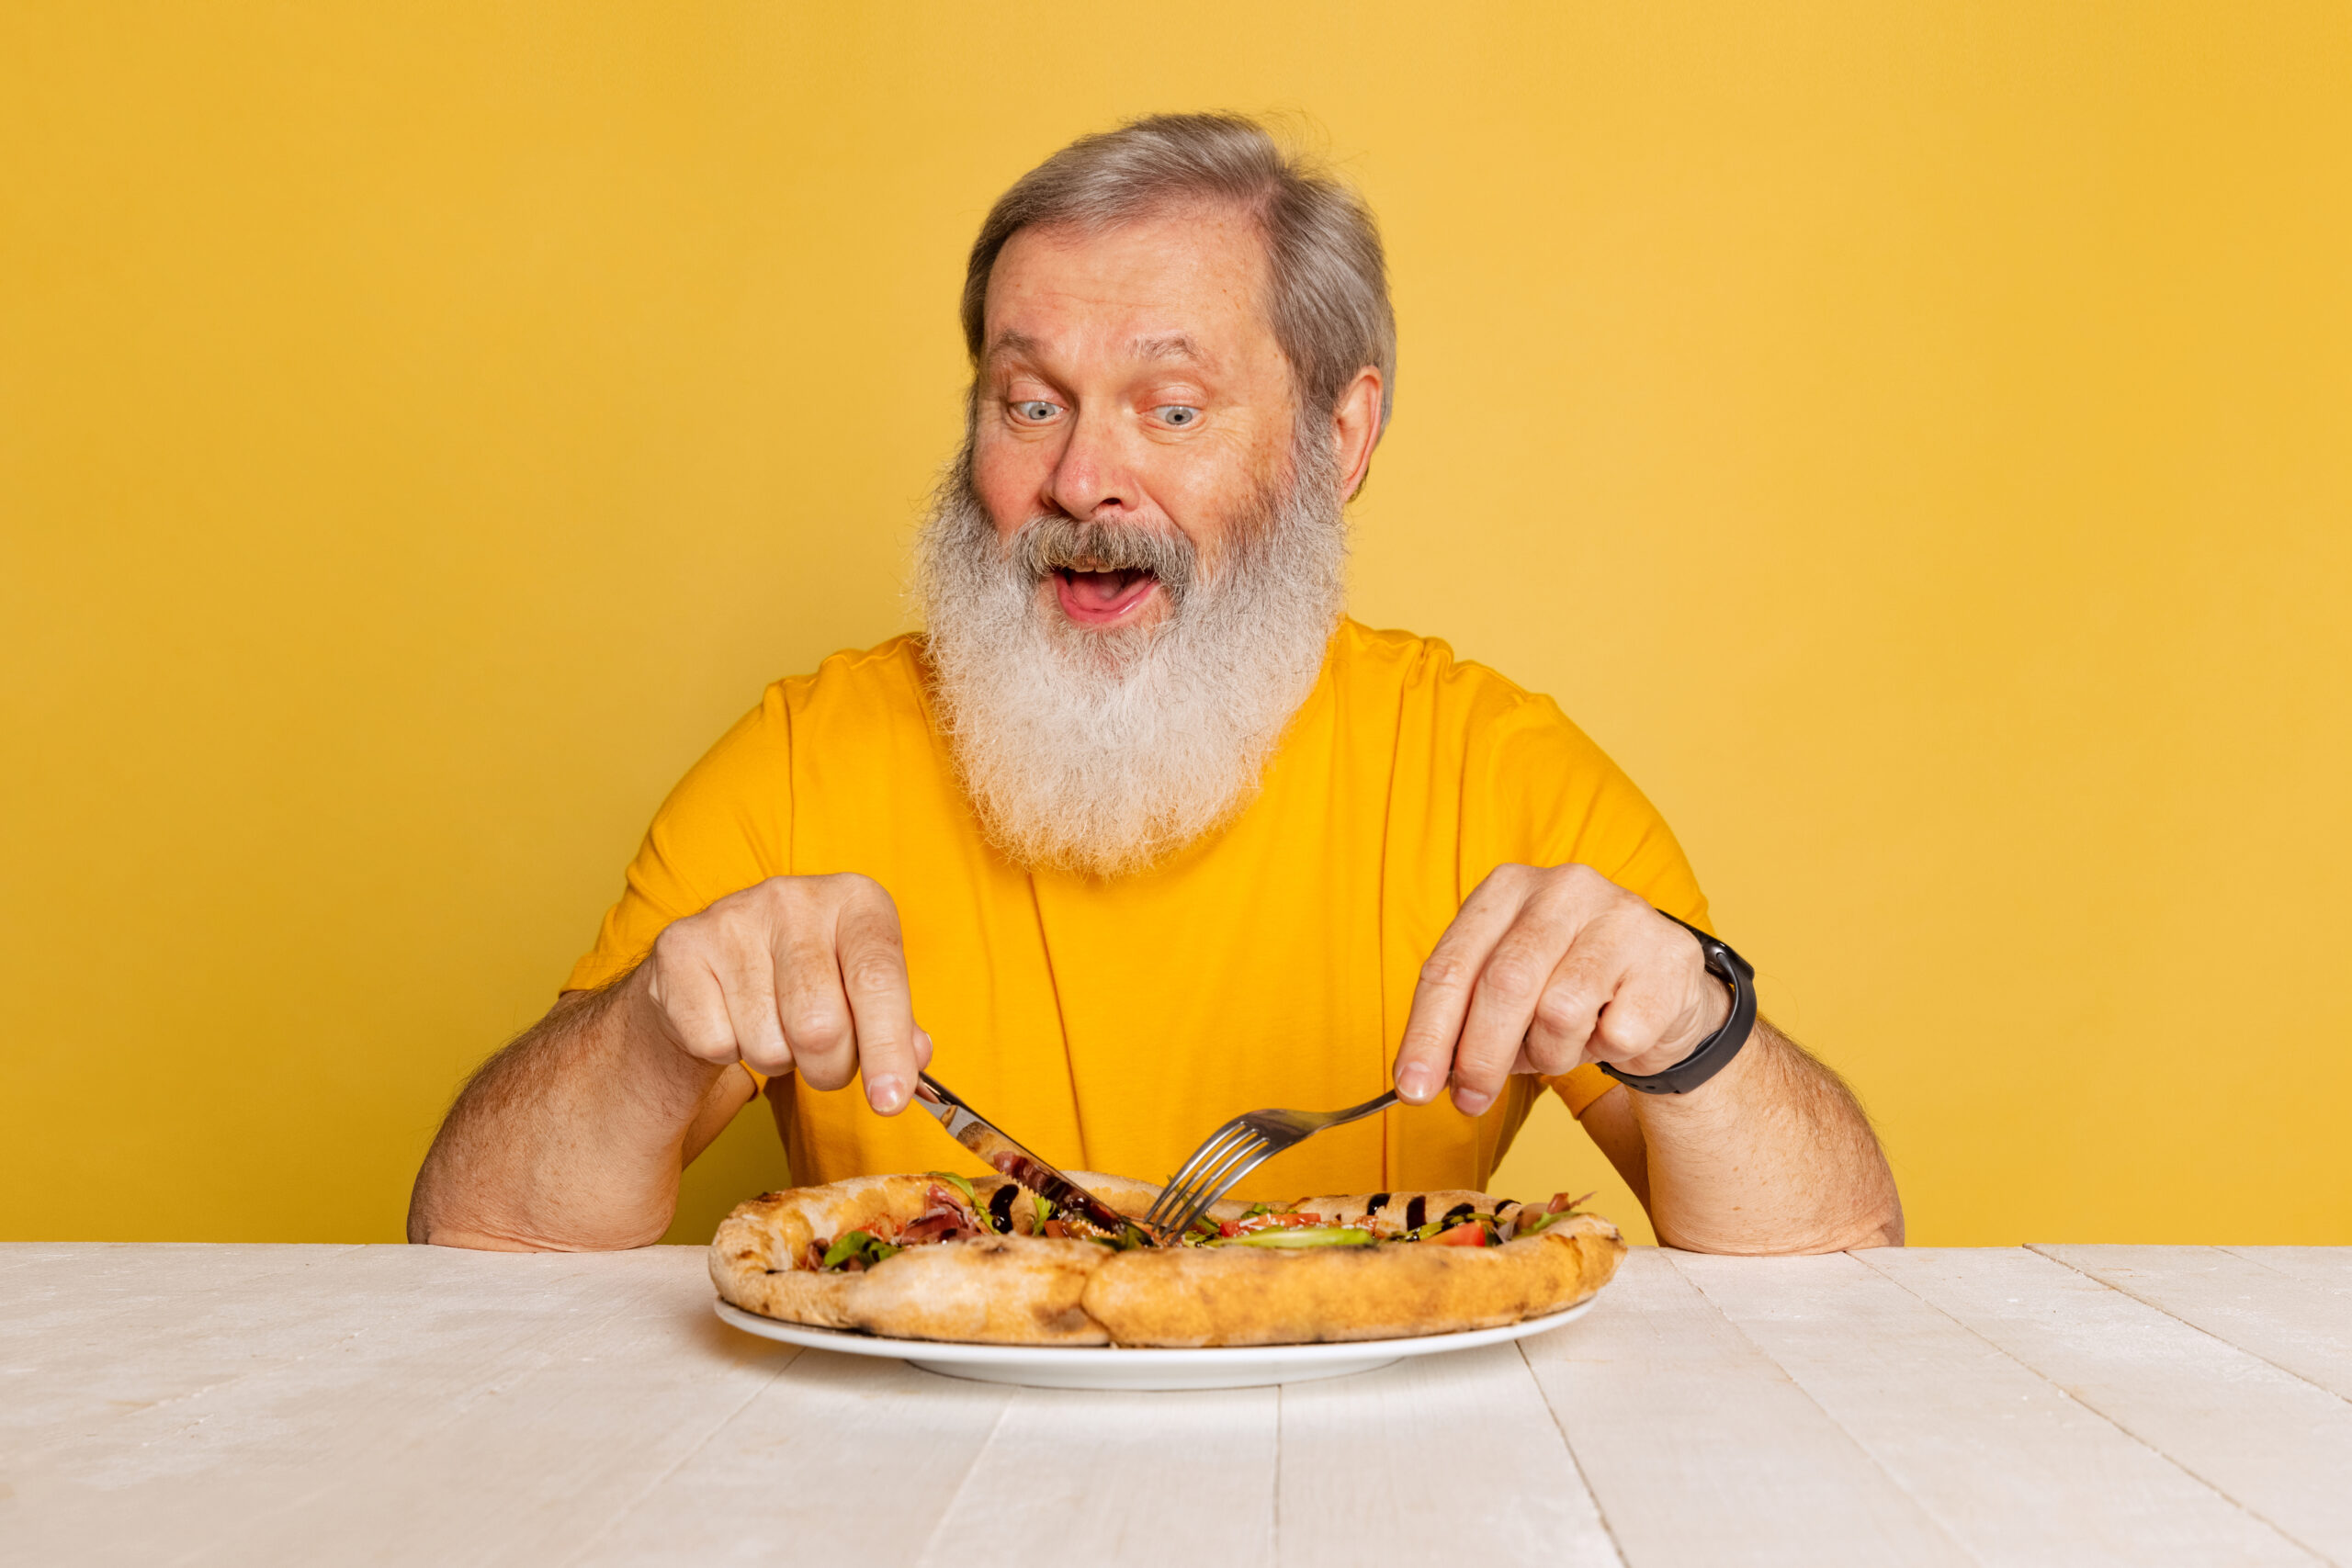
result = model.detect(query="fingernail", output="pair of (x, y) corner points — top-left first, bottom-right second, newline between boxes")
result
(867, 1075), (905, 1113)
(1453, 1086), (1495, 1116)
(1396, 1064), (1439, 1103)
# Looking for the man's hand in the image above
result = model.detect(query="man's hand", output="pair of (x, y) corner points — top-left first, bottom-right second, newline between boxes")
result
(1391, 862), (1903, 1255)
(639, 873), (931, 1114)
(408, 872), (928, 1252)
(1391, 863), (1729, 1113)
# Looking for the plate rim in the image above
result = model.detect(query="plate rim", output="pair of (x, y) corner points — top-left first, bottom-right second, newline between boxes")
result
(711, 1294), (1595, 1365)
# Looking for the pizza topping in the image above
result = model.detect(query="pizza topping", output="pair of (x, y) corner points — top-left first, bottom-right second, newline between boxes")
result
(804, 1183), (1589, 1271)
(1219, 1224), (1376, 1248)
(988, 1184), (1019, 1234)
(1512, 1192), (1595, 1240)
(926, 1171), (978, 1205)
(820, 1230), (902, 1270)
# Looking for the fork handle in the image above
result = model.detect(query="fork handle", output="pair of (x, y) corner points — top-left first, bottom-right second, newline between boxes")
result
(1332, 1089), (1401, 1126)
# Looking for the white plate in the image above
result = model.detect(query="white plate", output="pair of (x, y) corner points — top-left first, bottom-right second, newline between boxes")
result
(713, 1297), (1597, 1390)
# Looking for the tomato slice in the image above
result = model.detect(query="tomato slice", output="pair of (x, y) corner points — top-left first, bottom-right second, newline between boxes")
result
(1430, 1223), (1490, 1247)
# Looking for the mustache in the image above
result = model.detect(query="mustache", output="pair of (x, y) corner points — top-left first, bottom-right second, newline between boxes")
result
(1006, 515), (1199, 600)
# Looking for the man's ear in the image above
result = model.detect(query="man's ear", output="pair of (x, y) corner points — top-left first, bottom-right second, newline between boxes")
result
(1331, 367), (1385, 500)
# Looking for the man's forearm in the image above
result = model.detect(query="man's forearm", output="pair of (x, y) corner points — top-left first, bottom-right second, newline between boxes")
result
(406, 967), (746, 1250)
(1610, 1019), (1903, 1254)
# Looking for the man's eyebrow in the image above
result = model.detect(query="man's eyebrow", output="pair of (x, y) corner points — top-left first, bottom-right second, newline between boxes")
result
(984, 330), (1044, 364)
(981, 330), (1215, 370)
(1129, 333), (1208, 365)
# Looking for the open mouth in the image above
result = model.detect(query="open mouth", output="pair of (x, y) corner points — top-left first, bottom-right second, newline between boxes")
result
(1053, 566), (1161, 625)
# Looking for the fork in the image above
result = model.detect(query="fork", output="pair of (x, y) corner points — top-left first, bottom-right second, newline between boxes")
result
(1142, 1089), (1401, 1240)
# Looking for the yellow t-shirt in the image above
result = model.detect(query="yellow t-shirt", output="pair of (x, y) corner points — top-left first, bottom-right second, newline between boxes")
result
(567, 619), (1709, 1199)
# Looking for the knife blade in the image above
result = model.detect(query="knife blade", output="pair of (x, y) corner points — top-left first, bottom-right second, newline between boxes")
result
(910, 1073), (1153, 1242)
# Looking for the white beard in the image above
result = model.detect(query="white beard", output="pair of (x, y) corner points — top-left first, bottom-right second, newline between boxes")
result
(914, 438), (1346, 877)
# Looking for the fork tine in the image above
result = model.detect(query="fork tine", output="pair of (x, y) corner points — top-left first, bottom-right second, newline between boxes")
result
(1147, 1121), (1254, 1227)
(1165, 1134), (1277, 1235)
(1148, 1132), (1258, 1235)
(1162, 1117), (1250, 1190)
(1162, 1132), (1272, 1234)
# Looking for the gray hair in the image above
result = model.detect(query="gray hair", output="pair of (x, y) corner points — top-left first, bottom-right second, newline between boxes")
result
(959, 113), (1396, 434)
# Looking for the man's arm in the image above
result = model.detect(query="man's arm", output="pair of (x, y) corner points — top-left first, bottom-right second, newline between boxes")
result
(1577, 1020), (1902, 1252)
(1390, 863), (1902, 1255)
(406, 973), (752, 1250)
(407, 874), (925, 1251)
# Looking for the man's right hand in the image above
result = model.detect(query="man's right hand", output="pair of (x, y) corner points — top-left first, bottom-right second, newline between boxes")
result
(634, 873), (929, 1114)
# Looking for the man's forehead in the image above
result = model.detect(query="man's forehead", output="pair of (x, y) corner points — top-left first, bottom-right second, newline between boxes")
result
(980, 211), (1274, 371)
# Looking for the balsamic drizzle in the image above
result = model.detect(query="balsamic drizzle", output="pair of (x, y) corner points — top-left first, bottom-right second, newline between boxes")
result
(1405, 1195), (1427, 1231)
(988, 1183), (1018, 1234)
(1363, 1191), (1392, 1218)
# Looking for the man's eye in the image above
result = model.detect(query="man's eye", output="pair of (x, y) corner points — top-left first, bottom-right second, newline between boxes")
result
(1155, 405), (1202, 427)
(1012, 400), (1059, 423)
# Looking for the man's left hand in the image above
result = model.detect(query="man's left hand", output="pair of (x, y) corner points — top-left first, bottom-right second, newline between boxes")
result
(1391, 863), (1732, 1114)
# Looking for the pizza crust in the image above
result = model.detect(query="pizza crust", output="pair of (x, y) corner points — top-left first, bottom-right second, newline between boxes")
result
(708, 1171), (1625, 1348)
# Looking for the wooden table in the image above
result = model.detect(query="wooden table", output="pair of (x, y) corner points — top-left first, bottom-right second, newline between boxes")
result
(4, 1244), (2347, 1565)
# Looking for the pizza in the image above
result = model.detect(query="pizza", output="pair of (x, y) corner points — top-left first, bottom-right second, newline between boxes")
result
(708, 1169), (1624, 1348)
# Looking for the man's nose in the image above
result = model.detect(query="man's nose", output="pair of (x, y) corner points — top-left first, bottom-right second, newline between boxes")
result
(1044, 408), (1139, 519)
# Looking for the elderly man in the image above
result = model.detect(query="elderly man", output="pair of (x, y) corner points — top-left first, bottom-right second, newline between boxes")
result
(410, 114), (1901, 1255)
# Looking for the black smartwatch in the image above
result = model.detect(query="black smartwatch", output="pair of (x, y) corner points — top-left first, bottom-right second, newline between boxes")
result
(1595, 914), (1758, 1095)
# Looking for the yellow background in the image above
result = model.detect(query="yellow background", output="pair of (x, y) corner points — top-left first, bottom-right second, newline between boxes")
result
(5, 5), (2346, 1247)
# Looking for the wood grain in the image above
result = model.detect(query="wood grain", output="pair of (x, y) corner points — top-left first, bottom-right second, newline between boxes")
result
(571, 1348), (1014, 1566)
(917, 1384), (1279, 1568)
(2037, 1244), (2352, 1402)
(2226, 1247), (2352, 1292)
(1521, 1249), (1971, 1568)
(8, 1243), (2351, 1567)
(1278, 1340), (1620, 1568)
(2, 1246), (788, 1567)
(1866, 1246), (2352, 1564)
(1677, 1249), (2316, 1566)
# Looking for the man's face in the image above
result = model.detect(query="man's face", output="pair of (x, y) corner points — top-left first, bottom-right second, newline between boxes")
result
(971, 207), (1299, 634)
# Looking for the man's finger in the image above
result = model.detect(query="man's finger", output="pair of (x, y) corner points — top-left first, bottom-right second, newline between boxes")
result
(1391, 870), (1533, 1103)
(774, 922), (857, 1090)
(1590, 927), (1720, 1075)
(834, 890), (917, 1115)
(1449, 914), (1579, 1113)
(649, 950), (740, 1066)
(717, 933), (793, 1077)
(1523, 939), (1617, 1075)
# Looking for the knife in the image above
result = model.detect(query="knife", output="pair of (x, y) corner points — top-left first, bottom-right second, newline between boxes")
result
(910, 1073), (1154, 1242)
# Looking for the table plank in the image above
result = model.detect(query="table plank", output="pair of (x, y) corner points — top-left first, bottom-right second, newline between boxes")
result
(9, 1244), (2351, 1567)
(1, 1247), (794, 1568)
(2226, 1248), (2352, 1292)
(1865, 1247), (2352, 1563)
(2036, 1245), (2352, 1402)
(913, 1382), (1278, 1568)
(570, 1348), (1016, 1567)
(1278, 1340), (1620, 1567)
(1521, 1249), (1971, 1568)
(1675, 1250), (2316, 1567)
(0, 1244), (462, 1442)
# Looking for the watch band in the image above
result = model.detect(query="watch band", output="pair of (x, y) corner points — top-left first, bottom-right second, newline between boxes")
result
(1595, 913), (1758, 1095)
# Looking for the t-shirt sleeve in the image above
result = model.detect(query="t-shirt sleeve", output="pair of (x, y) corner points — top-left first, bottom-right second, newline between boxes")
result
(561, 687), (796, 995)
(1460, 683), (1712, 1118)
